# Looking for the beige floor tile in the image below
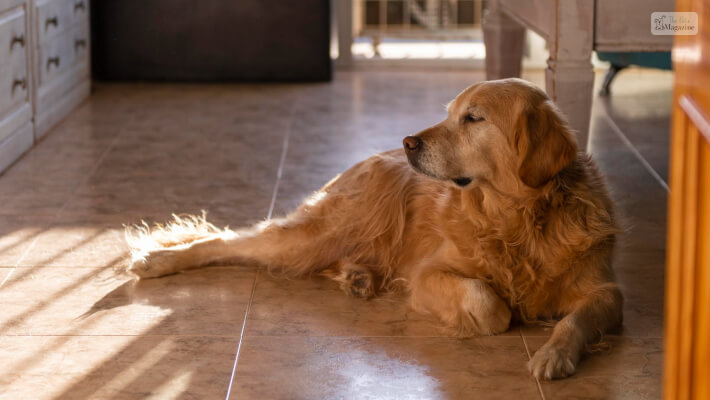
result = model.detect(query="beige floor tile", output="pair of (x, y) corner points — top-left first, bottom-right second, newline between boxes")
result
(60, 178), (274, 227)
(0, 335), (237, 400)
(598, 70), (672, 181)
(0, 180), (74, 217)
(230, 336), (540, 400)
(0, 266), (255, 336)
(526, 336), (662, 399)
(93, 138), (282, 182)
(16, 224), (129, 268)
(0, 216), (54, 266)
(0, 267), (11, 284)
(0, 117), (119, 181)
(0, 120), (119, 217)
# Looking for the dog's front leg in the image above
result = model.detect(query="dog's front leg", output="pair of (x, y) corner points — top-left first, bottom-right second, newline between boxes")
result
(410, 268), (511, 336)
(528, 284), (623, 379)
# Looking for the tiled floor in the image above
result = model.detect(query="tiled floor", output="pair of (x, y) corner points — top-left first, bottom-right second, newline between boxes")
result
(0, 68), (670, 399)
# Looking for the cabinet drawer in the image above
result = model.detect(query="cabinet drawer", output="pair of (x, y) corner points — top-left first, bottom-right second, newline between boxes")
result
(68, 0), (88, 27)
(39, 20), (88, 86)
(36, 0), (87, 43)
(73, 19), (89, 60)
(0, 6), (28, 72)
(0, 55), (29, 119)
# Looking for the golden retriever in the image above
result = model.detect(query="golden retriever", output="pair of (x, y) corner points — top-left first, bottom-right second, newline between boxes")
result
(125, 78), (623, 380)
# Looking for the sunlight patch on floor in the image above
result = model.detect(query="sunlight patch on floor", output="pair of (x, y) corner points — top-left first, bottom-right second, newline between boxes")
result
(0, 313), (173, 400)
(335, 349), (442, 399)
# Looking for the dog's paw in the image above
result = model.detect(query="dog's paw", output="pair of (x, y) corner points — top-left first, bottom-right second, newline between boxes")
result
(343, 268), (375, 298)
(460, 279), (511, 335)
(327, 261), (376, 299)
(126, 250), (182, 279)
(528, 342), (577, 380)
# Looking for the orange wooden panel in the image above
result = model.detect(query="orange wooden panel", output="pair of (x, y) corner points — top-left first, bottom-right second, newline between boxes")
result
(680, 122), (699, 400)
(665, 0), (710, 397)
(666, 105), (710, 400)
(692, 139), (710, 399)
(665, 102), (687, 400)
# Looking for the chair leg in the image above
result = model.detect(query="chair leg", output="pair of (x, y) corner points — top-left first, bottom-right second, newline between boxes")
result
(545, 0), (595, 151)
(598, 64), (627, 97)
(545, 58), (595, 151)
(482, 0), (525, 79)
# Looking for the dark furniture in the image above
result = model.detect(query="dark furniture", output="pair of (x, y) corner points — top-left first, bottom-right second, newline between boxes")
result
(91, 1), (332, 82)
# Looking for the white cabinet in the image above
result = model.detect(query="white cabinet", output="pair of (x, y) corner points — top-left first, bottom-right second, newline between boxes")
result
(32, 0), (90, 139)
(0, 0), (90, 174)
(0, 0), (33, 173)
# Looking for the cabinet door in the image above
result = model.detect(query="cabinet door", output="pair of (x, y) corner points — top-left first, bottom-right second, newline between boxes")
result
(664, 0), (710, 398)
(0, 5), (29, 123)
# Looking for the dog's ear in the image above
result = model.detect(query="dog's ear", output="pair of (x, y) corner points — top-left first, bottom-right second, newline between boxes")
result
(515, 100), (578, 188)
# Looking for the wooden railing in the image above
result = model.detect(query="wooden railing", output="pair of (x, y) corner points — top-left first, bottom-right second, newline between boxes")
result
(355, 0), (486, 40)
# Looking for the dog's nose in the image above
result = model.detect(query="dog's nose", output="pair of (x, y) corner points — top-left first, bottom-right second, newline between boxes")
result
(403, 136), (422, 152)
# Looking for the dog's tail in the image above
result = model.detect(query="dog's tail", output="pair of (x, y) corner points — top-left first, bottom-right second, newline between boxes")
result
(124, 212), (233, 260)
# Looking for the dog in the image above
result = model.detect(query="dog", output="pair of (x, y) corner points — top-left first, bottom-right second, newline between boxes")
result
(125, 78), (623, 380)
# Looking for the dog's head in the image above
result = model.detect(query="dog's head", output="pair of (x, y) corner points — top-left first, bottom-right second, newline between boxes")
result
(403, 78), (577, 192)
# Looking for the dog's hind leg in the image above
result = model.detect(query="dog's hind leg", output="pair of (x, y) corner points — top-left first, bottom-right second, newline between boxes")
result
(127, 213), (346, 279)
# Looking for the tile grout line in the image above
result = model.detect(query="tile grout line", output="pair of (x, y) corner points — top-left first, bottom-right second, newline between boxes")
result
(0, 121), (124, 289)
(520, 328), (546, 400)
(224, 104), (295, 400)
(265, 106), (293, 221)
(224, 268), (260, 400)
(598, 101), (669, 192)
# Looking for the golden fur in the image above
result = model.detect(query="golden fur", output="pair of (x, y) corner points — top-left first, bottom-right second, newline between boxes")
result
(125, 78), (623, 380)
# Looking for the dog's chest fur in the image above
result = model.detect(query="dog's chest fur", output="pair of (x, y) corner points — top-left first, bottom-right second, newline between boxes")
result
(440, 212), (557, 319)
(426, 181), (611, 320)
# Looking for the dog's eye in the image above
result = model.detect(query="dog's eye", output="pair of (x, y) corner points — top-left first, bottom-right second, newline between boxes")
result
(464, 114), (484, 123)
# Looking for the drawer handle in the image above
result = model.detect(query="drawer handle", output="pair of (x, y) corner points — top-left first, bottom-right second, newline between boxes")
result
(45, 16), (58, 30)
(74, 1), (85, 12)
(75, 38), (87, 50)
(47, 56), (60, 70)
(12, 78), (27, 93)
(10, 34), (25, 49)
